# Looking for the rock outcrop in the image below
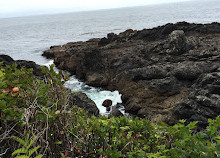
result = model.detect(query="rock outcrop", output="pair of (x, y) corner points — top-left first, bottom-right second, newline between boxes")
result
(42, 22), (220, 128)
(109, 106), (124, 117)
(69, 92), (99, 116)
(0, 54), (44, 76)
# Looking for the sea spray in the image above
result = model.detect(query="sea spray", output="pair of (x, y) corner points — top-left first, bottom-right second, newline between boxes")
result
(64, 76), (123, 115)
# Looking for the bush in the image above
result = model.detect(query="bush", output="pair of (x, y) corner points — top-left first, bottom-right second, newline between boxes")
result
(0, 63), (219, 158)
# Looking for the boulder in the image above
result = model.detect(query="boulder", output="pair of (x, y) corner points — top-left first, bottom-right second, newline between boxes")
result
(172, 62), (214, 81)
(174, 72), (220, 128)
(167, 30), (187, 55)
(102, 99), (112, 107)
(109, 106), (123, 117)
(69, 92), (99, 116)
(106, 107), (111, 111)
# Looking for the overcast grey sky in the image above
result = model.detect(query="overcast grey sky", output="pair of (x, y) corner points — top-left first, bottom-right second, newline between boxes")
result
(0, 0), (192, 18)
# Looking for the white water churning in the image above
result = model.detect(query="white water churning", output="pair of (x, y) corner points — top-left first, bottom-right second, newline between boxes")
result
(64, 76), (123, 115)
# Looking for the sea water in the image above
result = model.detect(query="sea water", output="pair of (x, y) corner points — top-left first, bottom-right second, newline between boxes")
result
(0, 0), (220, 114)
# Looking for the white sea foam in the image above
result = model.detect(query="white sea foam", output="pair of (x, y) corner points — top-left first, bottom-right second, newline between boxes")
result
(64, 76), (123, 115)
(43, 60), (54, 68)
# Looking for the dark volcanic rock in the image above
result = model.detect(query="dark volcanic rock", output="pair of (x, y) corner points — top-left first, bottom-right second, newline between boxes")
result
(16, 60), (44, 76)
(106, 107), (111, 111)
(102, 99), (112, 107)
(175, 72), (220, 128)
(0, 54), (14, 65)
(69, 92), (99, 116)
(42, 22), (220, 127)
(167, 30), (187, 55)
(0, 54), (43, 76)
(109, 106), (123, 117)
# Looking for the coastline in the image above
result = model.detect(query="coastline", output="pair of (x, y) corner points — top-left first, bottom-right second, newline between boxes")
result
(42, 21), (220, 127)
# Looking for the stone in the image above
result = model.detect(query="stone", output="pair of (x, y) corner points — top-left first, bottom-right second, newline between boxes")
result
(109, 106), (123, 117)
(106, 107), (111, 111)
(102, 99), (112, 107)
(174, 72), (220, 128)
(69, 92), (99, 116)
(167, 30), (187, 55)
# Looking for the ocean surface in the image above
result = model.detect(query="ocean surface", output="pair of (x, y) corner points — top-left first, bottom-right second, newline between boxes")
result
(0, 0), (219, 114)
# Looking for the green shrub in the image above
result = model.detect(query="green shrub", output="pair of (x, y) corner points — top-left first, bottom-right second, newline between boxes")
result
(0, 63), (219, 158)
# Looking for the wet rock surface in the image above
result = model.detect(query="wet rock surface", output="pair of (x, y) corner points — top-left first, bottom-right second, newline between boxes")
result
(42, 22), (220, 128)
(69, 92), (99, 116)
(102, 99), (113, 107)
(109, 106), (124, 117)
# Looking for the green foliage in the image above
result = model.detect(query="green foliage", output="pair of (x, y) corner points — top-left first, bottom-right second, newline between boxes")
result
(0, 63), (220, 157)
(12, 133), (43, 158)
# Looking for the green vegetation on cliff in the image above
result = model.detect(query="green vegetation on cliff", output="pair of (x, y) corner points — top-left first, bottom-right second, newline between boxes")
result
(0, 63), (220, 158)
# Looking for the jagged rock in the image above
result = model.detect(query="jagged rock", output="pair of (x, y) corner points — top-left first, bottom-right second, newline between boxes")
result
(172, 62), (214, 81)
(106, 107), (111, 111)
(98, 37), (111, 46)
(0, 54), (14, 65)
(42, 22), (220, 128)
(109, 106), (123, 117)
(86, 73), (108, 87)
(174, 72), (220, 128)
(102, 99), (112, 107)
(69, 92), (99, 116)
(129, 65), (168, 81)
(16, 60), (44, 76)
(167, 30), (187, 55)
(0, 54), (43, 76)
(107, 33), (118, 40)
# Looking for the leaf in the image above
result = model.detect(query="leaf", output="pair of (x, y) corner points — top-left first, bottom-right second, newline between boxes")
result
(54, 141), (62, 145)
(12, 148), (26, 156)
(55, 110), (60, 114)
(215, 136), (220, 144)
(26, 136), (37, 151)
(12, 136), (26, 147)
(60, 152), (65, 158)
(24, 133), (30, 147)
(28, 146), (40, 157)
(179, 120), (186, 124)
(14, 156), (29, 158)
(215, 136), (220, 140)
(35, 155), (43, 158)
(187, 121), (198, 130)
(196, 132), (207, 139)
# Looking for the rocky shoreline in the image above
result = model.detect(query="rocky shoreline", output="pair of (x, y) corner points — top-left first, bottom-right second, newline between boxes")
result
(43, 22), (220, 128)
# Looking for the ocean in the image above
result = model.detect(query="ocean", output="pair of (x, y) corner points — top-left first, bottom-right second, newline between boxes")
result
(0, 0), (219, 114)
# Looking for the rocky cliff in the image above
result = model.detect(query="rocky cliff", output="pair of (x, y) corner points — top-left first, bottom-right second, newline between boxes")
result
(42, 22), (220, 128)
